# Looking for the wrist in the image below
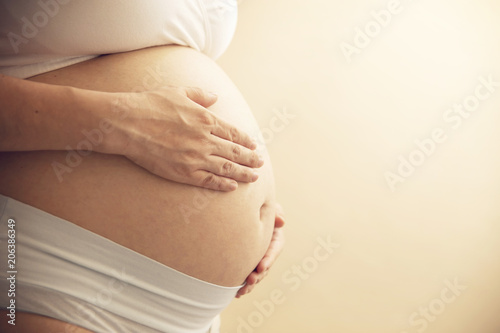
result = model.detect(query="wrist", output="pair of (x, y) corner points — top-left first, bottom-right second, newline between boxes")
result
(52, 86), (117, 154)
(82, 91), (131, 156)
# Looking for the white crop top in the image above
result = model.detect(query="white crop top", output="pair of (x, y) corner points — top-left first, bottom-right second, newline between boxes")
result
(0, 0), (237, 79)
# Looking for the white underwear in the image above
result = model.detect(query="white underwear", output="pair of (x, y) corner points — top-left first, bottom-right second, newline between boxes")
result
(0, 0), (237, 78)
(0, 194), (241, 333)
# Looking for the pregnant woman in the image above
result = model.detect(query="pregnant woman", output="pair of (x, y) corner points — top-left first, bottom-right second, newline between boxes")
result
(0, 1), (285, 332)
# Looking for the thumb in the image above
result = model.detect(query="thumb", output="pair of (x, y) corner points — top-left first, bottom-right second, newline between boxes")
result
(275, 203), (286, 228)
(275, 214), (285, 228)
(185, 87), (218, 108)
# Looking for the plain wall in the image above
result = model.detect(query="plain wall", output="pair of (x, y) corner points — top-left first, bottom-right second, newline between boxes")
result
(217, 0), (500, 332)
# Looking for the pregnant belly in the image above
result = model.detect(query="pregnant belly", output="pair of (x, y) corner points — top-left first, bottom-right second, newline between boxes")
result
(0, 45), (276, 287)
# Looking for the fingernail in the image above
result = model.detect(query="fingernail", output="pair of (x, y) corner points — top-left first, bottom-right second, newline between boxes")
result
(229, 181), (238, 191)
(251, 172), (259, 182)
(261, 260), (269, 269)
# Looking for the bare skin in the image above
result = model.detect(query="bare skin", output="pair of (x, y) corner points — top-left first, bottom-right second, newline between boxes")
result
(0, 45), (282, 332)
(0, 68), (264, 192)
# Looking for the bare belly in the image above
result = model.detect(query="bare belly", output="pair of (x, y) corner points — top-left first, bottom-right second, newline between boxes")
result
(0, 45), (276, 289)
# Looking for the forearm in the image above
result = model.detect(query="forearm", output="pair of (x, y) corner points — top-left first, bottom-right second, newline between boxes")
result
(0, 74), (112, 153)
(0, 47), (265, 191)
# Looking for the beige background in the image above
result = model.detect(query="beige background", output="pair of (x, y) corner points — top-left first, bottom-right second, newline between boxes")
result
(217, 0), (500, 332)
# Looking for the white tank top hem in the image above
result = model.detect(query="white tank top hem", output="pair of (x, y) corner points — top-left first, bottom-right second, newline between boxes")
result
(0, 0), (238, 78)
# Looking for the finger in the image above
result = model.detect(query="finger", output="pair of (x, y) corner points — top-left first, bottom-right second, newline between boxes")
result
(236, 273), (259, 298)
(275, 213), (285, 228)
(212, 137), (264, 169)
(236, 226), (286, 298)
(257, 257), (272, 273)
(191, 170), (238, 192)
(246, 270), (263, 285)
(184, 87), (218, 109)
(275, 203), (286, 227)
(257, 228), (285, 272)
(237, 281), (252, 297)
(236, 284), (254, 298)
(203, 156), (260, 183)
(211, 117), (258, 150)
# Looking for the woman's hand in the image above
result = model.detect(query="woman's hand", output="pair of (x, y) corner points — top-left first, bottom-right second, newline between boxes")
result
(236, 203), (286, 298)
(107, 86), (264, 191)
